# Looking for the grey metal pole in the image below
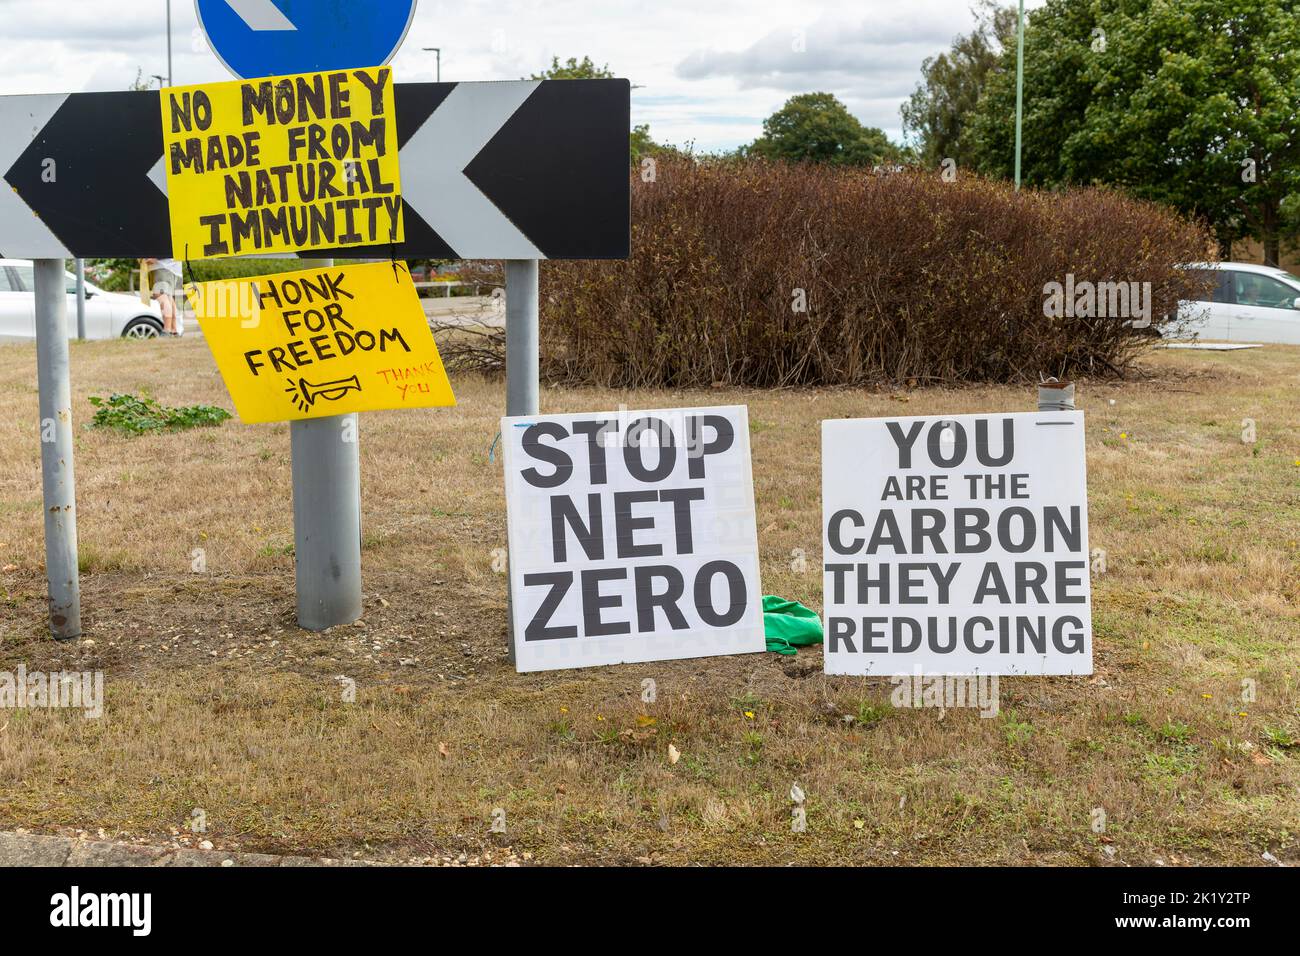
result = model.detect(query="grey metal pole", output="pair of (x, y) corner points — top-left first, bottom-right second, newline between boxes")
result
(290, 258), (362, 631)
(74, 259), (86, 340)
(423, 47), (441, 82)
(33, 259), (82, 640)
(504, 259), (540, 663)
(166, 0), (173, 87)
(505, 259), (539, 416)
(290, 414), (362, 630)
(1014, 0), (1025, 190)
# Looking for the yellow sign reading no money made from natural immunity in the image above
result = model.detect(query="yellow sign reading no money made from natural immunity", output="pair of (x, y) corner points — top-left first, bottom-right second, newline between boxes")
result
(161, 67), (403, 259)
(190, 261), (454, 424)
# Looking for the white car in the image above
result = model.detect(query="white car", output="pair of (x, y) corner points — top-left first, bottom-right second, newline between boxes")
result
(0, 259), (166, 340)
(1175, 261), (1300, 345)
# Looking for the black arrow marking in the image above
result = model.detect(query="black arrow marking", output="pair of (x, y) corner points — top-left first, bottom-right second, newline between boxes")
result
(6, 91), (171, 257)
(465, 79), (631, 260)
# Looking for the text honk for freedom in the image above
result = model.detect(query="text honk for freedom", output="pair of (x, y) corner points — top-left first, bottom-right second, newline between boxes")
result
(190, 261), (453, 423)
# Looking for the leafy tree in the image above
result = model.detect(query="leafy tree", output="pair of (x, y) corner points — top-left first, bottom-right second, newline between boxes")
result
(965, 0), (1300, 264)
(527, 56), (614, 81)
(901, 1), (1018, 168)
(748, 92), (900, 166)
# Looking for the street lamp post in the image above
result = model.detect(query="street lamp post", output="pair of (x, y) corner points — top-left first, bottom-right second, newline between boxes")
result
(1014, 0), (1025, 190)
(423, 47), (442, 82)
(166, 0), (173, 87)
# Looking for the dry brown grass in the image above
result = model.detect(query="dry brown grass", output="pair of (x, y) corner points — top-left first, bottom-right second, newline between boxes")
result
(0, 336), (1296, 865)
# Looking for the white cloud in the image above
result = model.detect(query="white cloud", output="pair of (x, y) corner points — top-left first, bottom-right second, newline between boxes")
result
(676, 13), (960, 89)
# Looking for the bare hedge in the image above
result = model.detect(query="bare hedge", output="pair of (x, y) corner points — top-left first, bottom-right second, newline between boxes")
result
(529, 156), (1215, 388)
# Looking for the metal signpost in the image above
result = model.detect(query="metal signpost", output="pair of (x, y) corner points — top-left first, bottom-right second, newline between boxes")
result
(290, 256), (359, 631)
(505, 260), (539, 419)
(74, 258), (86, 340)
(289, 254), (356, 632)
(290, 410), (363, 629)
(0, 2), (629, 638)
(502, 259), (540, 661)
(33, 259), (81, 640)
(0, 95), (78, 638)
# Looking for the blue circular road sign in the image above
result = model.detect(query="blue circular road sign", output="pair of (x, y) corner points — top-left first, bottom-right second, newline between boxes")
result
(195, 0), (419, 79)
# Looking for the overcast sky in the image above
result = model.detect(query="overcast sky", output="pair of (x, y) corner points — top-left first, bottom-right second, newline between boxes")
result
(0, 0), (1045, 151)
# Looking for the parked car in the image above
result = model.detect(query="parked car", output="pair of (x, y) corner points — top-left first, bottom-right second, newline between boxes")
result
(1174, 261), (1300, 345)
(0, 259), (166, 340)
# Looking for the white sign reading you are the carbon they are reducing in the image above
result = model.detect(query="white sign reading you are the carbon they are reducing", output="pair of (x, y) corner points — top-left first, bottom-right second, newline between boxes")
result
(501, 406), (765, 673)
(823, 411), (1092, 676)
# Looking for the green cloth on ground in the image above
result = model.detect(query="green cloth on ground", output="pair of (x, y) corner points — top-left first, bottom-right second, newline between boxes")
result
(762, 595), (824, 655)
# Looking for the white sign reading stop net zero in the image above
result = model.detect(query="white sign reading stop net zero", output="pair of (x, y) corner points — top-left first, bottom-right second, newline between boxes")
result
(822, 411), (1093, 676)
(502, 405), (765, 673)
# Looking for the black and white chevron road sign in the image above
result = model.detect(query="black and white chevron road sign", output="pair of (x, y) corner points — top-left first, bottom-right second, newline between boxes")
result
(0, 79), (629, 260)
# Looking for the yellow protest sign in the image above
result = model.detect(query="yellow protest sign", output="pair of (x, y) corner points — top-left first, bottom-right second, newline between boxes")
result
(160, 67), (403, 259)
(189, 261), (454, 424)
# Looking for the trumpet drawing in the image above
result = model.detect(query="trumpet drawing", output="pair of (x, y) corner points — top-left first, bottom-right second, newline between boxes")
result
(284, 375), (363, 412)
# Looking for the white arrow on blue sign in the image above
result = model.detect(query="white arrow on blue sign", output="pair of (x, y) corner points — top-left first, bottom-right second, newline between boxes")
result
(195, 0), (419, 79)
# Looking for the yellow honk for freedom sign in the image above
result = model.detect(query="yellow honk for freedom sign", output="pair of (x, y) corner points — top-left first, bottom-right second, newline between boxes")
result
(161, 67), (403, 259)
(190, 261), (454, 424)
